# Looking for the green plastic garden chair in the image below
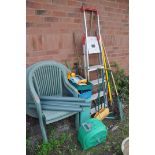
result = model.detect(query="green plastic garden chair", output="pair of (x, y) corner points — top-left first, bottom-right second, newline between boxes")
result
(26, 61), (81, 143)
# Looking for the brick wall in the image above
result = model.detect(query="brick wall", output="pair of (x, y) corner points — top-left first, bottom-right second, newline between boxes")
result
(26, 0), (129, 74)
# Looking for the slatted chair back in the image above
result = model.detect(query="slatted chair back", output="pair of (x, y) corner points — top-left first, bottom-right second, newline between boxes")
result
(29, 61), (68, 97)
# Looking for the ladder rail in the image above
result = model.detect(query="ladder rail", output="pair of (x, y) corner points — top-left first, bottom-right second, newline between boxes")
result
(83, 10), (90, 80)
(83, 10), (88, 79)
(97, 13), (109, 107)
(82, 8), (108, 109)
(83, 10), (88, 38)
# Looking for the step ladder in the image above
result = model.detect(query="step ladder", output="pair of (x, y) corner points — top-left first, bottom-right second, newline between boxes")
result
(81, 6), (108, 114)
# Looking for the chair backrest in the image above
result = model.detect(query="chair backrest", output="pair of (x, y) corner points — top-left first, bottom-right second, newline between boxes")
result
(28, 61), (69, 97)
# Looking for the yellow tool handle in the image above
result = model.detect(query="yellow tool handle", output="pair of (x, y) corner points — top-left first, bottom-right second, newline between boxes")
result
(100, 38), (113, 105)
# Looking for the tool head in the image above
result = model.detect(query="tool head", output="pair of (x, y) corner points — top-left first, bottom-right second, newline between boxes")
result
(94, 108), (109, 120)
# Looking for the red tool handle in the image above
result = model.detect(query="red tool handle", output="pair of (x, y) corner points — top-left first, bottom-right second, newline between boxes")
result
(80, 6), (98, 14)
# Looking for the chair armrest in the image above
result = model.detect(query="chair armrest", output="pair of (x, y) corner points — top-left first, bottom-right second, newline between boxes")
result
(28, 75), (43, 115)
(63, 78), (79, 97)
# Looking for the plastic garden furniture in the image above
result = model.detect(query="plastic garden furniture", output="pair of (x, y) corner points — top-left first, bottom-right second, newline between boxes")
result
(26, 61), (82, 143)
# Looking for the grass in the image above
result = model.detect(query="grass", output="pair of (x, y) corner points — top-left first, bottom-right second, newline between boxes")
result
(26, 107), (129, 155)
(27, 130), (78, 155)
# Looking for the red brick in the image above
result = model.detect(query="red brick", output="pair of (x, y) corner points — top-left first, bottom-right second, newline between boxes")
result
(26, 0), (129, 74)
(26, 22), (33, 28)
(27, 0), (52, 4)
(118, 3), (129, 9)
(116, 0), (128, 3)
(27, 15), (44, 24)
(26, 8), (35, 15)
(68, 12), (80, 17)
(43, 34), (60, 51)
(74, 18), (82, 23)
(35, 9), (47, 15)
(53, 11), (66, 17)
(101, 1), (117, 8)
(26, 1), (43, 9)
(30, 34), (43, 51)
(59, 17), (74, 23)
(61, 33), (74, 49)
(52, 0), (68, 6)
(26, 50), (59, 57)
(68, 0), (82, 7)
(104, 6), (116, 12)
(34, 23), (51, 28)
(26, 35), (33, 53)
(44, 17), (59, 22)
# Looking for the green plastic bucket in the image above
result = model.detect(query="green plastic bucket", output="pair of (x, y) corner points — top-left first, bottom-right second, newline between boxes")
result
(78, 118), (108, 150)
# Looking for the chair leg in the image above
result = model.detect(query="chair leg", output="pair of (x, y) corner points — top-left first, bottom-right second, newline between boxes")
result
(75, 113), (79, 130)
(38, 116), (48, 143)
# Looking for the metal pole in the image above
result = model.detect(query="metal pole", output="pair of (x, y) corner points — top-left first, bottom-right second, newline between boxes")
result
(83, 10), (88, 38)
(103, 45), (118, 95)
(97, 13), (108, 107)
(83, 11), (89, 79)
(83, 10), (90, 80)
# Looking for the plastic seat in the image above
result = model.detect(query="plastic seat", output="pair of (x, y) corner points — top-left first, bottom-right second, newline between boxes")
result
(26, 61), (80, 143)
(43, 110), (77, 124)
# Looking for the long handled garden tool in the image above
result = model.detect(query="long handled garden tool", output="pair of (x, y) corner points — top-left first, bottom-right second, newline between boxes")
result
(96, 14), (113, 106)
(103, 43), (125, 121)
(94, 68), (109, 120)
(101, 43), (113, 105)
(94, 69), (102, 118)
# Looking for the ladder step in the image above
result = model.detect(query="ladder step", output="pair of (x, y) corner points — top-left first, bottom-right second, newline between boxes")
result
(91, 104), (102, 115)
(86, 36), (101, 54)
(87, 51), (100, 54)
(91, 78), (102, 86)
(92, 91), (104, 100)
(88, 65), (104, 72)
(87, 91), (104, 102)
(91, 104), (108, 115)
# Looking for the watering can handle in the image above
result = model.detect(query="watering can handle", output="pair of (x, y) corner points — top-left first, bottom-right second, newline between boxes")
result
(82, 123), (92, 132)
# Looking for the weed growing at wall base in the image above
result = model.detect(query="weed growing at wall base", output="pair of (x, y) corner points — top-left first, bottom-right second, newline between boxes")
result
(111, 62), (129, 104)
